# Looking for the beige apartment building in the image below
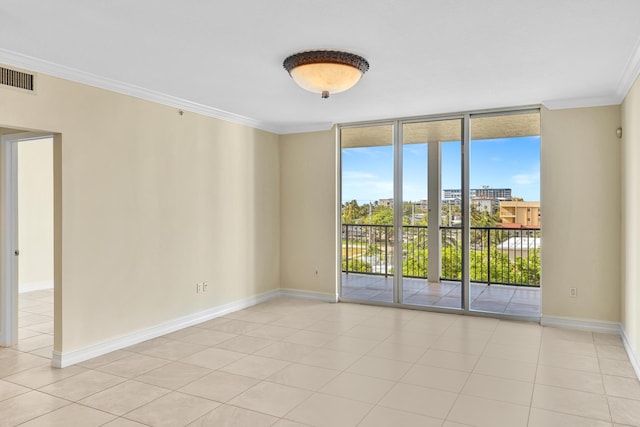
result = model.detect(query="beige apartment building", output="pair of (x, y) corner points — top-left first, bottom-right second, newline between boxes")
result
(499, 200), (541, 227)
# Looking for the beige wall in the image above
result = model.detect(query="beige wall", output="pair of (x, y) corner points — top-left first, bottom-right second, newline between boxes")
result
(279, 130), (337, 298)
(18, 138), (54, 290)
(540, 106), (621, 322)
(622, 75), (640, 361)
(0, 72), (280, 353)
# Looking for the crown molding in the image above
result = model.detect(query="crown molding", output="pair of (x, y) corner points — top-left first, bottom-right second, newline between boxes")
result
(542, 37), (640, 110)
(0, 48), (288, 135)
(277, 122), (335, 135)
(615, 36), (640, 103)
(541, 95), (620, 110)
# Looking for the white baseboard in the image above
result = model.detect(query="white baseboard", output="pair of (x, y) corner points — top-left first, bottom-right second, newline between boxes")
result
(540, 315), (622, 334)
(57, 291), (637, 375)
(279, 288), (338, 303)
(540, 315), (640, 381)
(52, 289), (281, 368)
(621, 326), (640, 380)
(19, 280), (53, 293)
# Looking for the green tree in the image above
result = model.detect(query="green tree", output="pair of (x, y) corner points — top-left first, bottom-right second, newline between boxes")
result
(402, 246), (428, 277)
(485, 247), (512, 283)
(342, 258), (372, 273)
(470, 205), (501, 227)
(403, 202), (428, 225)
(512, 249), (540, 285)
(342, 200), (367, 224)
(371, 205), (393, 224)
(365, 243), (382, 257)
(441, 203), (461, 226)
(435, 241), (540, 286)
(441, 245), (462, 279)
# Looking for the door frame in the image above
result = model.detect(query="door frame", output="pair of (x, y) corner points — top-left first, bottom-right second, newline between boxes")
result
(0, 132), (53, 346)
(337, 106), (541, 321)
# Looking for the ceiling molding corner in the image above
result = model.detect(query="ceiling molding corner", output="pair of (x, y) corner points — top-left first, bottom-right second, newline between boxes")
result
(615, 36), (640, 103)
(0, 48), (284, 135)
(541, 95), (620, 110)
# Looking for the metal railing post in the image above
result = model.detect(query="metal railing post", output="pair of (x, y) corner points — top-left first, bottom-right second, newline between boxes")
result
(345, 225), (349, 274)
(487, 228), (491, 286)
(385, 225), (389, 277)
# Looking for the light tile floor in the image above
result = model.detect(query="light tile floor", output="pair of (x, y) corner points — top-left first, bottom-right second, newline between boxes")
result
(1, 291), (639, 426)
(342, 273), (541, 317)
(15, 289), (54, 358)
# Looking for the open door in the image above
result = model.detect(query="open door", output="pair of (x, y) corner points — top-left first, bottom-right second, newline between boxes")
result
(0, 133), (19, 346)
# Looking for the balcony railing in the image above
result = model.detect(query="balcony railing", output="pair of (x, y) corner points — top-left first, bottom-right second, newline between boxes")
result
(342, 224), (540, 287)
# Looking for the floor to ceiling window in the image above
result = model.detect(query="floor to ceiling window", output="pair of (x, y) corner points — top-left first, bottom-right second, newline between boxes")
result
(468, 112), (541, 315)
(340, 124), (394, 303)
(401, 119), (462, 309)
(340, 108), (541, 319)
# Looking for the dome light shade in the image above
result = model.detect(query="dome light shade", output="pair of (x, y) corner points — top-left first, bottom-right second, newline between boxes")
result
(283, 50), (369, 98)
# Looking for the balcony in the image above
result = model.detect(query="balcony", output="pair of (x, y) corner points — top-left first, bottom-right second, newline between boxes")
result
(341, 224), (540, 316)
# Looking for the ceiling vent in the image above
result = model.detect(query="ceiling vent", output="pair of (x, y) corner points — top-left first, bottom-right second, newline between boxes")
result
(1, 66), (35, 91)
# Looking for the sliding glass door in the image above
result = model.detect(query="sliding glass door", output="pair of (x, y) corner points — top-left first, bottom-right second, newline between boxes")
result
(340, 124), (394, 303)
(401, 119), (462, 309)
(339, 109), (541, 318)
(468, 113), (541, 315)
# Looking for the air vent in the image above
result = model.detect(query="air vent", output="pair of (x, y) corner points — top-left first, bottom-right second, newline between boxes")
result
(1, 66), (35, 91)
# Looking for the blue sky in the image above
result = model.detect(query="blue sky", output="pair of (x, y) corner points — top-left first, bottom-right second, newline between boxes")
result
(342, 136), (540, 203)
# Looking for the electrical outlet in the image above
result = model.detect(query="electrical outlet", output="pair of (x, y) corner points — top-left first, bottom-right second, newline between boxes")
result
(569, 287), (577, 297)
(203, 282), (208, 292)
(314, 269), (319, 277)
(196, 283), (201, 293)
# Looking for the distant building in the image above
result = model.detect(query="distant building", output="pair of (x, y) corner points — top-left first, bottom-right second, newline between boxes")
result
(443, 187), (512, 201)
(497, 236), (541, 261)
(499, 200), (540, 227)
(472, 197), (495, 214)
(474, 187), (512, 200)
(415, 199), (429, 209)
(443, 189), (461, 200)
(378, 198), (393, 207)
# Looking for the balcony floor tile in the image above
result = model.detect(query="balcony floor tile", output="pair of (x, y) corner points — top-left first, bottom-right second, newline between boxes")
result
(342, 274), (540, 317)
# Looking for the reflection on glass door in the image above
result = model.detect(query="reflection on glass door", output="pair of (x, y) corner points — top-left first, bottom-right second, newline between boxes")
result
(340, 124), (394, 303)
(401, 120), (462, 309)
(468, 112), (541, 316)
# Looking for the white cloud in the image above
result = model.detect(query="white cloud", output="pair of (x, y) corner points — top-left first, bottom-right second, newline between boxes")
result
(342, 170), (393, 202)
(371, 180), (394, 193)
(343, 171), (377, 180)
(404, 146), (426, 156)
(512, 172), (540, 185)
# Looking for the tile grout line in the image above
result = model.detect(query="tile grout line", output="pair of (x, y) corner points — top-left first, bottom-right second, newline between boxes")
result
(526, 319), (543, 426)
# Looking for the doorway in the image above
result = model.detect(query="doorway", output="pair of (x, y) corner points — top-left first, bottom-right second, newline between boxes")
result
(339, 109), (541, 319)
(0, 132), (54, 358)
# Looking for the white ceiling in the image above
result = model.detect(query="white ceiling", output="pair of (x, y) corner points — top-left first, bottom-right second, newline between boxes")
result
(1, 0), (640, 134)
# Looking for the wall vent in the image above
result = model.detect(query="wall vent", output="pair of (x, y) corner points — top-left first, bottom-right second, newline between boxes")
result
(1, 66), (35, 91)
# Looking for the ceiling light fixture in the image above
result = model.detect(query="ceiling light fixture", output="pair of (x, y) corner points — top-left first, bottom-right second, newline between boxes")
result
(283, 50), (369, 99)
